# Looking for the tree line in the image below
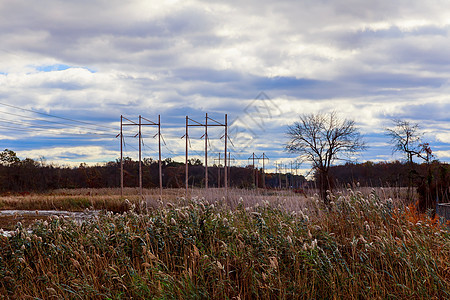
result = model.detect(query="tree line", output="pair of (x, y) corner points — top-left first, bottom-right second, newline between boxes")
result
(0, 150), (307, 193)
(327, 160), (449, 206)
(1, 148), (447, 204)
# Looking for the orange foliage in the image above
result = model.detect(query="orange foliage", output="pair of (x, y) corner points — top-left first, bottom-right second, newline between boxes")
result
(398, 201), (447, 230)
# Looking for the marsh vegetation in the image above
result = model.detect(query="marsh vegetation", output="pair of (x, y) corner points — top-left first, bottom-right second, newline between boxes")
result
(0, 188), (448, 299)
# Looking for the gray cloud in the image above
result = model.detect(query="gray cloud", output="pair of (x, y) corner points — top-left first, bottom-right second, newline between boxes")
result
(0, 0), (449, 167)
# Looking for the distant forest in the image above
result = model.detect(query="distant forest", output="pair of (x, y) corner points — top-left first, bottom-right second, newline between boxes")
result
(0, 149), (448, 203)
(0, 153), (307, 192)
(328, 160), (449, 188)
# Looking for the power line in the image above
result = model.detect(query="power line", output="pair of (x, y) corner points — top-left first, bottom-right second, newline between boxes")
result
(0, 121), (116, 138)
(0, 116), (61, 130)
(0, 123), (114, 138)
(0, 110), (71, 126)
(0, 109), (116, 135)
(0, 124), (33, 132)
(0, 102), (117, 130)
(142, 137), (157, 153)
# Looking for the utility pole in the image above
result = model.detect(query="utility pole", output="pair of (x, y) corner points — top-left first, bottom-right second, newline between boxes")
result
(248, 152), (259, 188)
(224, 114), (228, 197)
(139, 115), (142, 199)
(143, 115), (163, 198)
(140, 116), (163, 199)
(120, 116), (138, 197)
(120, 115), (123, 197)
(184, 115), (204, 195)
(285, 164), (289, 189)
(227, 152), (235, 188)
(293, 160), (300, 189)
(185, 116), (188, 197)
(214, 153), (222, 188)
(158, 115), (162, 197)
(259, 153), (269, 188)
(279, 163), (282, 189)
(275, 161), (278, 189)
(184, 114), (227, 194)
(290, 161), (294, 190)
(119, 115), (162, 200)
(205, 113), (208, 188)
(276, 162), (282, 189)
(227, 152), (230, 188)
(218, 152), (221, 188)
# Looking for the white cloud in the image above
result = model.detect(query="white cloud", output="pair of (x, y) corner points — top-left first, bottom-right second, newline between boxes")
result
(17, 146), (118, 165)
(434, 150), (450, 160)
(0, 0), (449, 166)
(436, 132), (450, 143)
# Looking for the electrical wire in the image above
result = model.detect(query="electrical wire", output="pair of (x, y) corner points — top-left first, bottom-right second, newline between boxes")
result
(0, 104), (246, 163)
(0, 116), (64, 130)
(141, 138), (157, 153)
(0, 102), (117, 130)
(0, 121), (117, 138)
(0, 124), (34, 132)
(0, 110), (117, 136)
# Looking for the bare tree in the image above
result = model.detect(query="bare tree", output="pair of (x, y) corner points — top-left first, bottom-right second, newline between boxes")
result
(385, 120), (425, 164)
(385, 119), (433, 204)
(285, 112), (365, 202)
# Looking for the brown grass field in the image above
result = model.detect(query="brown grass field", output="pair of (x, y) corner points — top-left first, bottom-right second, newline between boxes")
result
(0, 187), (448, 299)
(0, 186), (410, 211)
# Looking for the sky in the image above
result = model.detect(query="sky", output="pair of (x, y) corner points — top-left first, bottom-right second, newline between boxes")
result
(0, 0), (449, 174)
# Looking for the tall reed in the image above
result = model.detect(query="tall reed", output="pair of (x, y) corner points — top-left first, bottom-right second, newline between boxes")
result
(0, 189), (448, 298)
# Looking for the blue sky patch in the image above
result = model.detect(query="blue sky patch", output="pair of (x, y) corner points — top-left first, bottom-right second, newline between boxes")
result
(36, 64), (71, 72)
(35, 64), (96, 73)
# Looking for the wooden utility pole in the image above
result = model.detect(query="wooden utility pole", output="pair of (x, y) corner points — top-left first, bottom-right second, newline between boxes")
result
(275, 161), (278, 189)
(141, 116), (162, 199)
(214, 151), (234, 188)
(158, 115), (162, 197)
(205, 113), (208, 188)
(285, 164), (289, 188)
(143, 115), (163, 198)
(227, 152), (235, 188)
(218, 152), (222, 187)
(184, 114), (228, 194)
(139, 115), (142, 199)
(120, 115), (162, 199)
(120, 115), (123, 197)
(224, 114), (228, 195)
(120, 116), (138, 197)
(259, 153), (269, 188)
(214, 153), (222, 188)
(293, 160), (300, 188)
(290, 161), (294, 189)
(184, 115), (205, 194)
(227, 152), (230, 187)
(248, 152), (259, 187)
(275, 161), (282, 189)
(185, 116), (189, 197)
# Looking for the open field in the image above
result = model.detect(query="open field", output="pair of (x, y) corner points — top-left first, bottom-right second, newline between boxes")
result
(0, 186), (411, 212)
(1, 188), (448, 298)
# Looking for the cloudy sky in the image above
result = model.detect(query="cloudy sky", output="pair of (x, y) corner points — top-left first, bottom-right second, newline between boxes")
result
(0, 0), (449, 173)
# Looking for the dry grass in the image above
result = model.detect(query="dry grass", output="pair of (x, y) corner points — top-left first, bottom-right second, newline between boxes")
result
(0, 186), (409, 213)
(0, 187), (309, 213)
(0, 188), (448, 299)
